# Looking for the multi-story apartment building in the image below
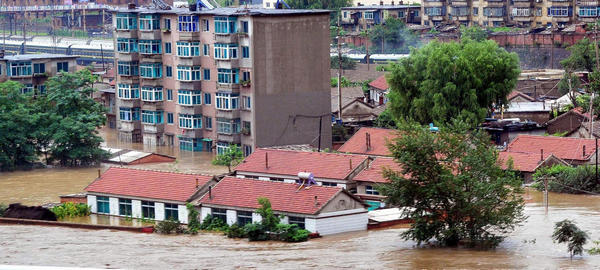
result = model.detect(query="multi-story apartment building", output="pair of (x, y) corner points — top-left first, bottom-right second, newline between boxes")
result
(0, 52), (78, 94)
(112, 7), (332, 156)
(341, 4), (422, 33)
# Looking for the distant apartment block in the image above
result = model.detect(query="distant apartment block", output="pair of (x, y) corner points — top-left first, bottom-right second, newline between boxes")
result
(112, 7), (332, 156)
(341, 4), (422, 33)
(0, 52), (77, 94)
(421, 0), (592, 28)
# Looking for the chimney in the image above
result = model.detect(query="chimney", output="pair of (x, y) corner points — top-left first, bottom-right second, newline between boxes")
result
(97, 169), (101, 178)
(583, 145), (586, 157)
(366, 132), (372, 151)
(314, 195), (319, 206)
(540, 149), (544, 161)
(391, 0), (394, 5)
(195, 178), (199, 188)
(265, 152), (269, 168)
(208, 186), (212, 199)
(128, 3), (136, 9)
(349, 159), (353, 170)
(400, 0), (403, 4)
(380, 0), (384, 5)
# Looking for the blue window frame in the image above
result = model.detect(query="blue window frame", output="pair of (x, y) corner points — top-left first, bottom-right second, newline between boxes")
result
(205, 116), (212, 129)
(203, 44), (210, 56)
(203, 68), (210, 80)
(242, 46), (249, 58)
(117, 38), (138, 53)
(217, 68), (239, 84)
(178, 90), (202, 105)
(179, 137), (203, 151)
(179, 113), (202, 129)
(165, 42), (172, 54)
(178, 15), (199, 32)
(166, 66), (173, 77)
(57, 62), (69, 72)
(116, 13), (137, 30)
(141, 110), (164, 124)
(33, 63), (45, 74)
(140, 63), (162, 78)
(167, 89), (173, 101)
(204, 93), (212, 105)
(167, 113), (174, 124)
(9, 62), (32, 76)
(119, 107), (140, 121)
(139, 14), (160, 30)
(241, 20), (249, 33)
(117, 61), (139, 76)
(214, 16), (237, 34)
(96, 196), (110, 214)
(139, 40), (161, 54)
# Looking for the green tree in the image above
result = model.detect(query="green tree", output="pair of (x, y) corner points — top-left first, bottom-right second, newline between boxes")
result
(553, 219), (588, 259)
(287, 0), (350, 22)
(379, 120), (526, 247)
(212, 144), (244, 172)
(256, 197), (280, 231)
(44, 69), (109, 166)
(370, 17), (420, 54)
(561, 38), (597, 72)
(460, 25), (488, 42)
(387, 40), (520, 126)
(374, 108), (396, 129)
(557, 72), (581, 108)
(330, 55), (357, 70)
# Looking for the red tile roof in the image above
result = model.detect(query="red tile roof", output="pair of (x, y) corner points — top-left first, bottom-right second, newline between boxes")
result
(338, 127), (398, 156)
(199, 177), (351, 215)
(84, 167), (213, 202)
(353, 157), (402, 183)
(506, 135), (597, 161)
(235, 149), (368, 180)
(507, 90), (535, 102)
(368, 75), (389, 91)
(497, 151), (543, 172)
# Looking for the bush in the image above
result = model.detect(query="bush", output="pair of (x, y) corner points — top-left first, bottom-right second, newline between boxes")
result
(533, 165), (600, 194)
(275, 223), (310, 242)
(155, 219), (185, 234)
(226, 223), (247, 238)
(50, 202), (91, 219)
(199, 215), (229, 231)
(244, 223), (269, 241)
(186, 203), (201, 235)
(0, 203), (6, 217)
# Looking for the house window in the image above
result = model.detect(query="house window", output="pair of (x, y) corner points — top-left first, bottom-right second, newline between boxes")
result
(512, 8), (530, 17)
(167, 89), (173, 101)
(214, 43), (238, 59)
(116, 13), (137, 30)
(139, 14), (159, 30)
(179, 113), (203, 129)
(178, 90), (202, 105)
(241, 20), (249, 33)
(164, 18), (171, 31)
(483, 7), (505, 17)
(117, 61), (139, 76)
(288, 216), (305, 229)
(96, 196), (110, 214)
(237, 210), (253, 226)
(139, 63), (162, 78)
(203, 44), (210, 56)
(203, 69), (211, 81)
(215, 93), (239, 110)
(117, 84), (140, 99)
(364, 12), (374, 19)
(141, 201), (155, 219)
(141, 86), (163, 101)
(166, 66), (173, 77)
(204, 92), (212, 105)
(214, 16), (237, 34)
(177, 66), (202, 81)
(142, 110), (163, 124)
(579, 7), (597, 17)
(167, 113), (174, 124)
(164, 203), (179, 221)
(216, 142), (230, 155)
(365, 185), (380, 195)
(139, 40), (162, 54)
(242, 46), (249, 58)
(119, 198), (132, 216)
(117, 38), (138, 53)
(217, 68), (239, 84)
(205, 116), (212, 129)
(119, 107), (140, 121)
(179, 137), (203, 151)
(33, 63), (45, 74)
(451, 7), (469, 16)
(202, 19), (210, 31)
(425, 7), (444, 16)
(165, 42), (172, 54)
(212, 208), (227, 223)
(21, 84), (33, 94)
(9, 62), (32, 76)
(548, 7), (570, 17)
(178, 15), (199, 32)
(176, 41), (201, 57)
(217, 118), (240, 134)
(242, 96), (251, 110)
(241, 71), (250, 82)
(243, 144), (252, 157)
(321, 182), (337, 187)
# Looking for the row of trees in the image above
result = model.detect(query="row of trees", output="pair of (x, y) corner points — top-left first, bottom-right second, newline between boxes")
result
(0, 69), (108, 171)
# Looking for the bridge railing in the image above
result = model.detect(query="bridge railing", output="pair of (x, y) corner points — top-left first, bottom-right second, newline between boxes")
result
(0, 3), (118, 12)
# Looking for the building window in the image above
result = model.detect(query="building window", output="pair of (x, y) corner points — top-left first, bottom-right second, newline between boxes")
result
(167, 113), (174, 124)
(217, 68), (239, 84)
(548, 7), (571, 17)
(142, 110), (163, 124)
(141, 201), (155, 219)
(9, 62), (32, 76)
(37, 85), (46, 95)
(119, 107), (140, 121)
(473, 7), (478, 15)
(214, 43), (238, 59)
(451, 7), (469, 16)
(241, 71), (250, 82)
(579, 7), (597, 17)
(139, 14), (160, 30)
(57, 62), (69, 72)
(511, 8), (530, 17)
(117, 84), (140, 99)
(217, 118), (240, 134)
(365, 185), (380, 195)
(483, 7), (505, 17)
(364, 12), (374, 19)
(425, 7), (444, 16)
(241, 20), (249, 33)
(242, 96), (251, 110)
(141, 86), (163, 101)
(140, 63), (162, 78)
(202, 19), (210, 31)
(321, 182), (337, 187)
(216, 142), (230, 155)
(237, 210), (252, 226)
(117, 38), (138, 53)
(288, 216), (305, 229)
(214, 16), (237, 34)
(164, 18), (171, 31)
(243, 144), (252, 157)
(139, 40), (162, 54)
(205, 116), (212, 129)
(166, 66), (173, 77)
(96, 196), (110, 214)
(116, 13), (137, 30)
(204, 92), (212, 105)
(179, 113), (203, 129)
(203, 69), (211, 80)
(242, 46), (250, 58)
(117, 61), (139, 76)
(164, 203), (179, 221)
(178, 15), (199, 32)
(212, 208), (227, 223)
(178, 90), (202, 105)
(179, 137), (202, 151)
(21, 84), (33, 94)
(177, 66), (202, 81)
(119, 198), (132, 216)
(33, 63), (45, 74)
(165, 42), (172, 54)
(203, 44), (210, 56)
(242, 120), (251, 134)
(216, 93), (239, 110)
(176, 41), (201, 57)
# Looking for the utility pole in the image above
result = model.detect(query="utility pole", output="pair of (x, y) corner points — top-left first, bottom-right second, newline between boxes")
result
(596, 138), (598, 184)
(596, 21), (600, 70)
(317, 115), (322, 152)
(544, 177), (549, 215)
(550, 27), (554, 69)
(590, 93), (595, 138)
(364, 30), (370, 71)
(337, 14), (343, 122)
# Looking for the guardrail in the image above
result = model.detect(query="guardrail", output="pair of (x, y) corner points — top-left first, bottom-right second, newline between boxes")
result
(0, 4), (118, 12)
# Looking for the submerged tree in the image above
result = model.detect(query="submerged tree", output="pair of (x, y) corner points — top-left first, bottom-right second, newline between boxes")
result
(379, 120), (526, 247)
(553, 219), (588, 259)
(387, 39), (520, 126)
(212, 144), (244, 172)
(370, 17), (420, 54)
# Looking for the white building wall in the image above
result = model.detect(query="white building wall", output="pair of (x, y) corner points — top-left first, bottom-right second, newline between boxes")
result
(337, 183), (347, 189)
(155, 202), (165, 221)
(314, 212), (368, 235)
(178, 204), (189, 224)
(200, 207), (211, 221)
(252, 212), (262, 223)
(87, 195), (97, 213)
(226, 209), (237, 225)
(283, 179), (296, 184)
(109, 197), (119, 216)
(132, 200), (142, 218)
(280, 216), (289, 224)
(258, 176), (270, 181)
(305, 218), (317, 233)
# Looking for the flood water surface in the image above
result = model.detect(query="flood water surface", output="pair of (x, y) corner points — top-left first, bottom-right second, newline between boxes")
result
(1, 190), (600, 269)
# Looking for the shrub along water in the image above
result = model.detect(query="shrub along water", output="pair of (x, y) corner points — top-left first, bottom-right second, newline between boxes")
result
(532, 165), (600, 194)
(50, 202), (91, 219)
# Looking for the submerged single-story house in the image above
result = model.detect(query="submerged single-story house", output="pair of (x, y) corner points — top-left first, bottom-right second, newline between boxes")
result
(338, 127), (398, 157)
(498, 151), (570, 182)
(196, 177), (369, 235)
(85, 167), (216, 224)
(351, 157), (401, 208)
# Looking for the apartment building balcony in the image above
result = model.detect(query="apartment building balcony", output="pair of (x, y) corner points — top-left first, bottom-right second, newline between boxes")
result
(178, 57), (202, 66)
(450, 15), (470, 21)
(141, 100), (164, 111)
(140, 78), (163, 87)
(485, 2), (507, 7)
(513, 16), (533, 21)
(139, 53), (162, 61)
(217, 82), (240, 92)
(552, 16), (572, 22)
(449, 0), (469, 7)
(215, 58), (239, 69)
(118, 76), (140, 84)
(178, 104), (203, 115)
(118, 121), (141, 132)
(118, 98), (141, 107)
(142, 123), (164, 134)
(179, 129), (203, 138)
(578, 1), (599, 6)
(117, 53), (139, 62)
(139, 30), (161, 40)
(217, 132), (241, 144)
(512, 1), (533, 7)
(179, 32), (201, 40)
(177, 81), (202, 90)
(216, 108), (240, 119)
(214, 33), (239, 43)
(115, 30), (138, 39)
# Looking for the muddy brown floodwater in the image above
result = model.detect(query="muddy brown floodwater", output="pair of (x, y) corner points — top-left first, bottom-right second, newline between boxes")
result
(1, 190), (600, 269)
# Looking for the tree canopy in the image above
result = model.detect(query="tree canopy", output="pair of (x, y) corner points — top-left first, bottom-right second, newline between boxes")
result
(369, 17), (420, 54)
(212, 144), (244, 172)
(561, 38), (597, 72)
(460, 25), (488, 42)
(379, 120), (526, 247)
(552, 219), (588, 259)
(387, 40), (520, 126)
